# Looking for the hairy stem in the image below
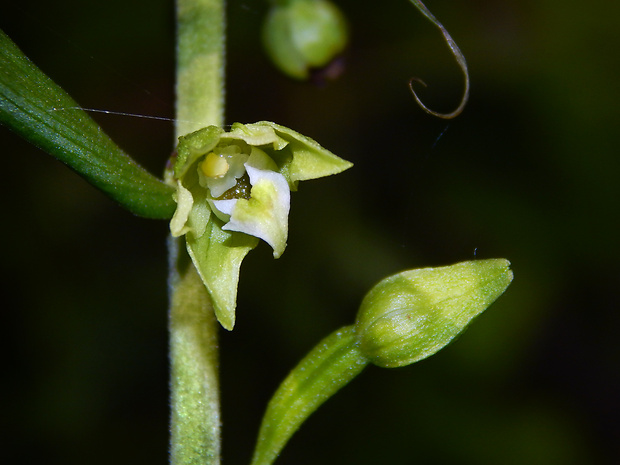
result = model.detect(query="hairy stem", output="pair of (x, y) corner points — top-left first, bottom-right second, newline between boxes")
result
(169, 1), (226, 464)
(169, 237), (221, 465)
(176, 0), (226, 137)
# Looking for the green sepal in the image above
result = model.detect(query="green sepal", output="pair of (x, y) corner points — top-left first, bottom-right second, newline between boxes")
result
(222, 121), (354, 186)
(0, 29), (175, 219)
(253, 121), (353, 187)
(186, 218), (259, 330)
(250, 326), (369, 465)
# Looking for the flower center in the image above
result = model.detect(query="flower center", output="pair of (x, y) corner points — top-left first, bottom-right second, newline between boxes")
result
(201, 152), (229, 178)
(217, 173), (252, 200)
(198, 147), (250, 198)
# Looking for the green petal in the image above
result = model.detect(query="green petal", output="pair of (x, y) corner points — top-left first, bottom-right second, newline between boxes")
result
(173, 169), (212, 239)
(225, 122), (289, 150)
(170, 181), (194, 237)
(175, 122), (352, 189)
(186, 218), (259, 330)
(175, 125), (224, 178)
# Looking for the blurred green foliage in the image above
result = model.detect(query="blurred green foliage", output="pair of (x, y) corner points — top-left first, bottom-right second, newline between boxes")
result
(1, 1), (618, 464)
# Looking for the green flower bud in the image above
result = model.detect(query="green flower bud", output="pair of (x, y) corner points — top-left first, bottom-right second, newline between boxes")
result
(262, 0), (348, 79)
(250, 260), (513, 463)
(355, 259), (513, 368)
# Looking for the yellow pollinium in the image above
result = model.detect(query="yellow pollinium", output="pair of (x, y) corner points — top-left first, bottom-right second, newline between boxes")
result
(201, 152), (229, 178)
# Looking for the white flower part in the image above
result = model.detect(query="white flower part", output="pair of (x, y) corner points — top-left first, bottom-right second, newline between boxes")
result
(170, 180), (193, 237)
(216, 157), (290, 258)
(210, 198), (238, 220)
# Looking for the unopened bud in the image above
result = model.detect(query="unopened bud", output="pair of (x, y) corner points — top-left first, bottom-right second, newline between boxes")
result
(355, 259), (513, 368)
(262, 0), (348, 79)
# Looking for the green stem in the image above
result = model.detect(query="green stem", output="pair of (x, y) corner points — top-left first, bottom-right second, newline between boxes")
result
(175, 0), (226, 137)
(251, 326), (369, 465)
(169, 1), (226, 464)
(169, 237), (221, 465)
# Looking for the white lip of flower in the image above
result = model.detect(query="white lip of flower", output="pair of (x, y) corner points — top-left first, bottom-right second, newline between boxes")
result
(198, 146), (290, 258)
(213, 163), (290, 258)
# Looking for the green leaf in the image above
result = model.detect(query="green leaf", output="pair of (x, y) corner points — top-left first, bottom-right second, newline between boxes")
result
(251, 326), (368, 465)
(186, 218), (258, 330)
(0, 29), (175, 219)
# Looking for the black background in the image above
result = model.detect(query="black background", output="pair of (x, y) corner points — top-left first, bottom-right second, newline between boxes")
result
(2, 1), (619, 464)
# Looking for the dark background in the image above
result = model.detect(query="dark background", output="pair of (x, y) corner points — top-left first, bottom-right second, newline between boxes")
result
(1, 1), (619, 464)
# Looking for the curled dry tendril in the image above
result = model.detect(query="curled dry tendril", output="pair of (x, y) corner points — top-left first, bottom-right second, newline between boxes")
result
(408, 0), (470, 119)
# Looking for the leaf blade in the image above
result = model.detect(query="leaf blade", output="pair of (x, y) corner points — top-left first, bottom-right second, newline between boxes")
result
(0, 29), (175, 219)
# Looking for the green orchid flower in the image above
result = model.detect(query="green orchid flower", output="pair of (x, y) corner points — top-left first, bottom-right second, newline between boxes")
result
(167, 121), (352, 330)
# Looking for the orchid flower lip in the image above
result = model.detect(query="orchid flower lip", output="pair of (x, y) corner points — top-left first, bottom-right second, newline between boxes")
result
(213, 156), (291, 257)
